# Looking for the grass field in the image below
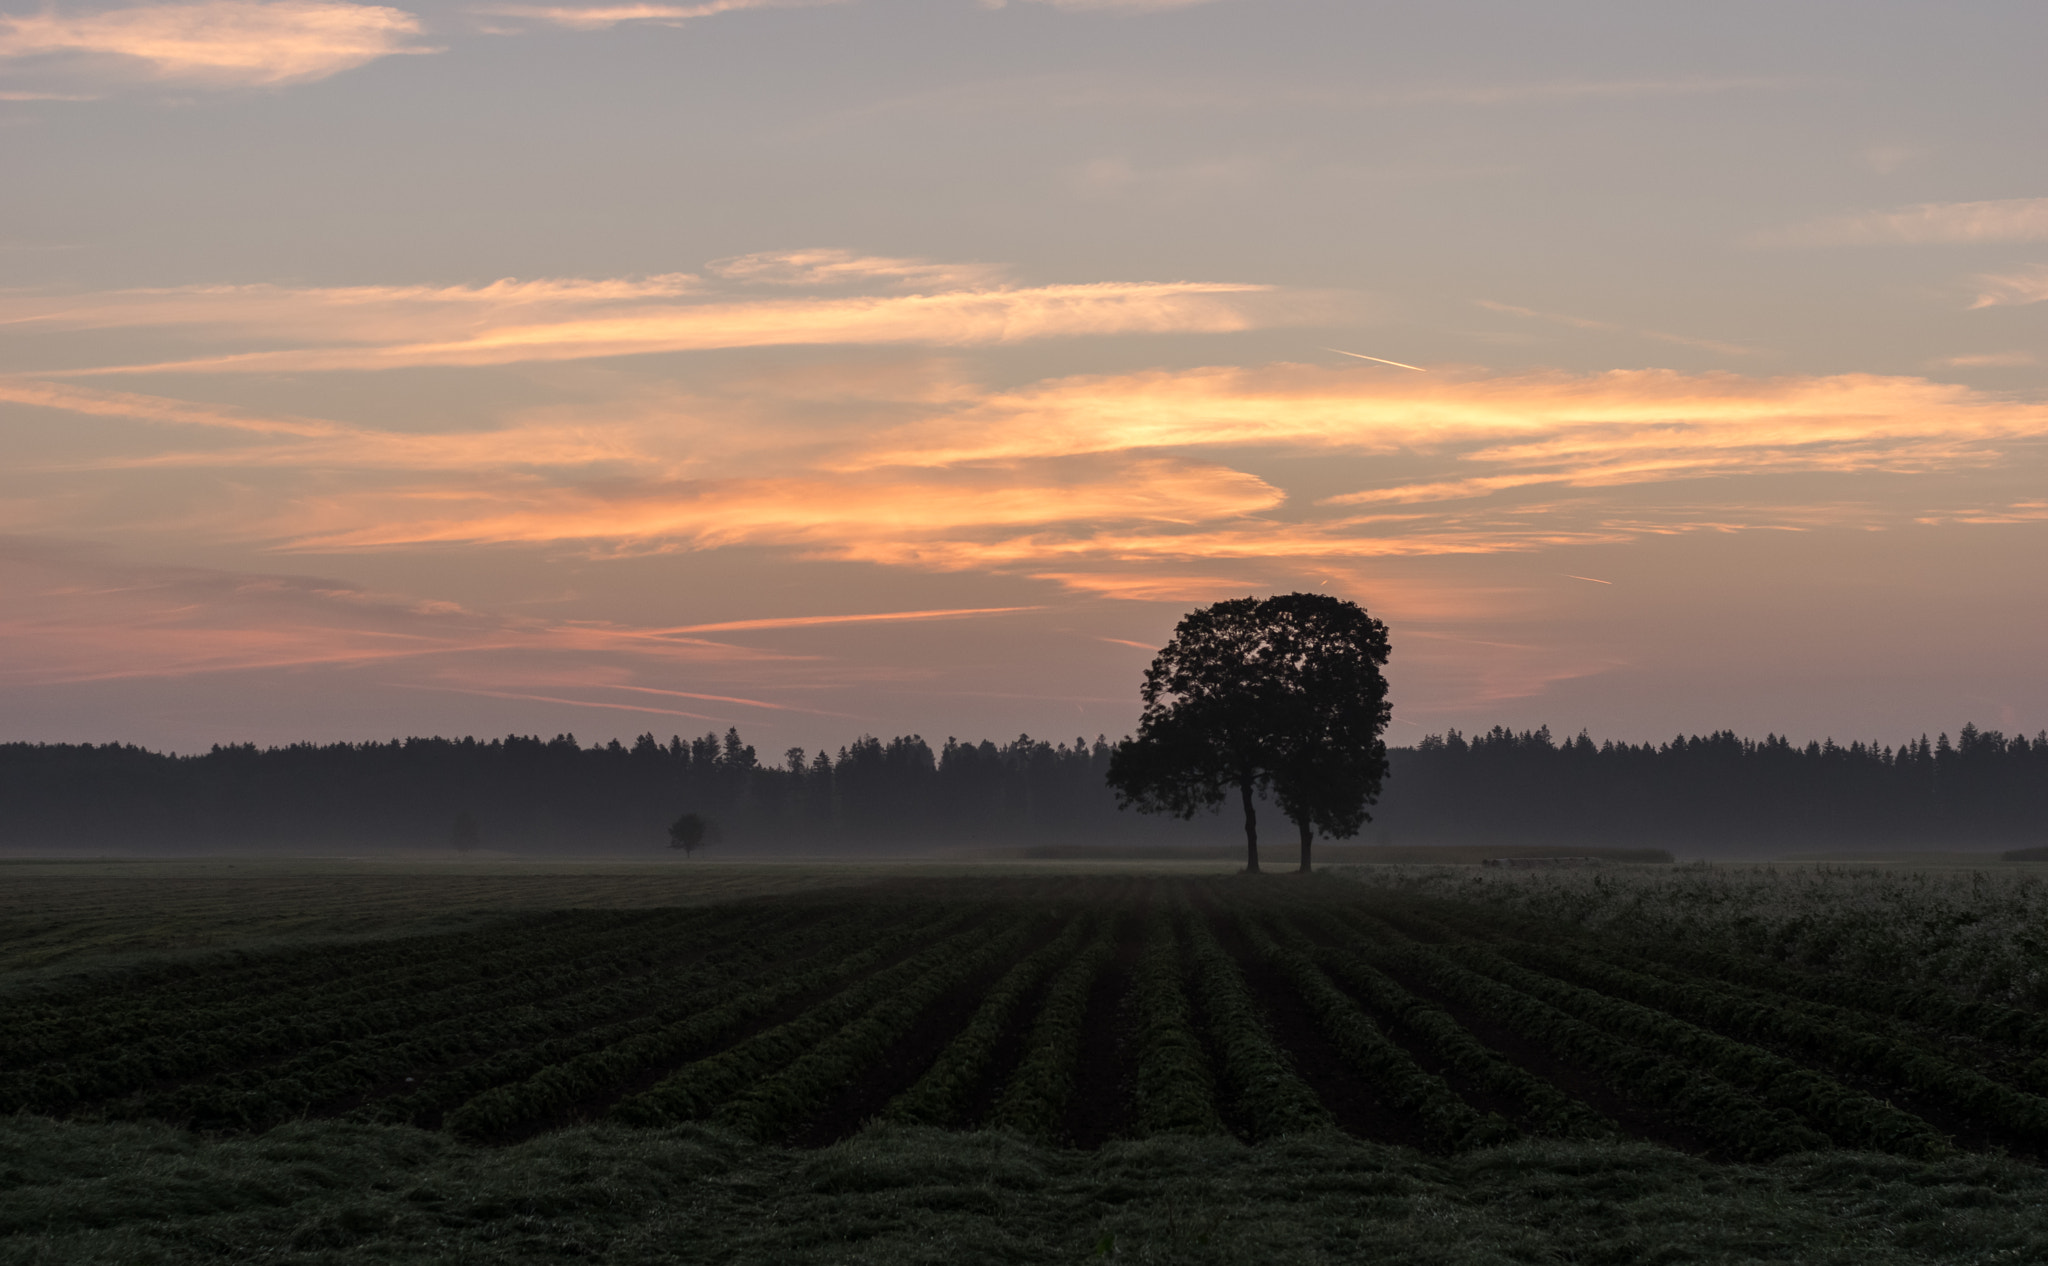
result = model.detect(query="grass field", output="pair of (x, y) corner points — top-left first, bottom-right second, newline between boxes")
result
(4, 859), (2047, 1263)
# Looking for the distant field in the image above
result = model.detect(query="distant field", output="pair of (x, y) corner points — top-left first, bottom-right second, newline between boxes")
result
(5, 860), (2048, 1262)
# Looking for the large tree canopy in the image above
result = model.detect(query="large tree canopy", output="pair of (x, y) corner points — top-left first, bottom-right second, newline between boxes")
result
(1106, 593), (1392, 872)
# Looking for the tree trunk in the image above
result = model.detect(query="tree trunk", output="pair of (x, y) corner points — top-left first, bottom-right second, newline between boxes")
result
(1239, 778), (1260, 873)
(1297, 815), (1312, 872)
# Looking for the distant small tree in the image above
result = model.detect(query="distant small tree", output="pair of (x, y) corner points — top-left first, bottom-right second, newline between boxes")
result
(667, 812), (714, 857)
(450, 811), (480, 853)
(1106, 593), (1391, 873)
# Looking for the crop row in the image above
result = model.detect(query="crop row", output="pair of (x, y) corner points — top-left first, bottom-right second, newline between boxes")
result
(1291, 910), (1614, 1141)
(19, 877), (2032, 1160)
(1235, 913), (1507, 1149)
(986, 917), (1119, 1139)
(1376, 890), (2048, 1135)
(709, 912), (1054, 1140)
(0, 911), (751, 1118)
(439, 903), (980, 1139)
(1494, 939), (2048, 1149)
(1329, 916), (1837, 1161)
(3, 906), (742, 1068)
(1127, 911), (1224, 1135)
(93, 905), (880, 1132)
(609, 907), (1026, 1131)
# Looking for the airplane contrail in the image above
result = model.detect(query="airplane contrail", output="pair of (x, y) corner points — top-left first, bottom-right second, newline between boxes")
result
(1325, 347), (1427, 372)
(1561, 574), (1614, 585)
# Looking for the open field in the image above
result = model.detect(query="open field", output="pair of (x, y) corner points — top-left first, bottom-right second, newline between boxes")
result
(5, 860), (2048, 1262)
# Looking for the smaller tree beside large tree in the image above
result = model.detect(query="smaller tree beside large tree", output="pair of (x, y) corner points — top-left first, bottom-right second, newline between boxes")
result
(667, 812), (714, 858)
(1106, 593), (1391, 872)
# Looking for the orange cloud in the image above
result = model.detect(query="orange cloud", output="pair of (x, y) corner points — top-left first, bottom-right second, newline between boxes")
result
(0, 378), (340, 438)
(854, 367), (2048, 489)
(1970, 266), (2048, 309)
(49, 280), (1274, 374)
(471, 0), (834, 30)
(0, 275), (701, 340)
(276, 460), (1284, 551)
(660, 606), (1042, 633)
(0, 1), (434, 88)
(11, 355), (2045, 591)
(1033, 573), (1266, 601)
(707, 249), (1006, 289)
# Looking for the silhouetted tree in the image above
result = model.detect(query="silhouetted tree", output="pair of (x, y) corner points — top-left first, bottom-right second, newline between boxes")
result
(1106, 593), (1392, 873)
(1260, 592), (1392, 871)
(667, 812), (712, 857)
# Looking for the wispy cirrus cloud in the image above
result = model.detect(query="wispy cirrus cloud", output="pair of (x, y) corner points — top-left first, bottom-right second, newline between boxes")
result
(276, 458), (1283, 552)
(1474, 299), (1760, 357)
(1970, 265), (2048, 308)
(0, 274), (702, 341)
(0, 543), (795, 687)
(847, 365), (2048, 476)
(707, 248), (1006, 289)
(660, 606), (1041, 633)
(12, 360), (2048, 582)
(1754, 197), (2048, 247)
(0, 0), (434, 88)
(470, 0), (835, 31)
(11, 266), (1277, 375)
(1935, 352), (2036, 369)
(989, 0), (1222, 10)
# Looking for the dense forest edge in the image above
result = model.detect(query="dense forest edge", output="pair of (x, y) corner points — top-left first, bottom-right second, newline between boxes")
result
(2, 722), (2043, 855)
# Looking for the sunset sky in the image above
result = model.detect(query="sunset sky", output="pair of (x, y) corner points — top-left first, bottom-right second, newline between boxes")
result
(2, 0), (2044, 755)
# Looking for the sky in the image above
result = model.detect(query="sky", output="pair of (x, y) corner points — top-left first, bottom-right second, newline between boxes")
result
(1, 0), (2044, 756)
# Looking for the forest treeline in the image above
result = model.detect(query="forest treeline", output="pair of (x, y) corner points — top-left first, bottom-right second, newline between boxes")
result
(0, 723), (2042, 854)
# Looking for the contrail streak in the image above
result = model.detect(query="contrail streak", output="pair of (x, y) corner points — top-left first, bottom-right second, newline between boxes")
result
(1561, 574), (1614, 585)
(1325, 347), (1427, 372)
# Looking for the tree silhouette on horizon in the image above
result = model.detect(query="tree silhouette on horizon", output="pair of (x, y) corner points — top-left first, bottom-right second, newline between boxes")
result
(1105, 593), (1392, 872)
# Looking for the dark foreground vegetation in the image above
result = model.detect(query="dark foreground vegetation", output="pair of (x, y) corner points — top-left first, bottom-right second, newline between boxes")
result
(3, 720), (2044, 853)
(8, 865), (2048, 1260)
(8, 1117), (2046, 1265)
